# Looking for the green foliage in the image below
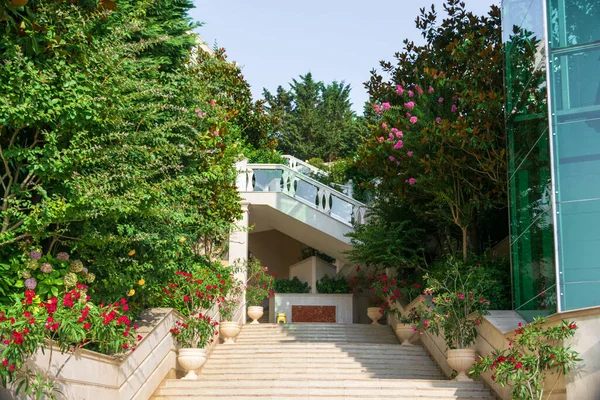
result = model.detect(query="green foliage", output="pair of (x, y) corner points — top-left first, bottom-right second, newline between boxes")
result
(471, 318), (581, 400)
(0, 0), (261, 306)
(345, 203), (424, 270)
(273, 277), (310, 294)
(358, 0), (506, 260)
(402, 260), (491, 349)
(299, 247), (335, 264)
(170, 313), (218, 349)
(428, 254), (511, 310)
(245, 258), (275, 306)
(316, 275), (350, 294)
(263, 73), (367, 161)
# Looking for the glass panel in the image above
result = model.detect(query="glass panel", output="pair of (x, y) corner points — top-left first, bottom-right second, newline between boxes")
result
(512, 208), (556, 317)
(294, 180), (317, 205)
(549, 0), (600, 48)
(558, 199), (600, 310)
(330, 195), (353, 224)
(502, 0), (545, 45)
(555, 118), (600, 202)
(253, 170), (282, 192)
(508, 117), (549, 172)
(551, 46), (600, 120)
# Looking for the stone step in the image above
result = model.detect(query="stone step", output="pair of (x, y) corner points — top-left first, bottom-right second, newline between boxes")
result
(164, 379), (485, 390)
(204, 359), (438, 368)
(198, 369), (444, 378)
(154, 387), (492, 398)
(212, 343), (420, 352)
(208, 353), (432, 361)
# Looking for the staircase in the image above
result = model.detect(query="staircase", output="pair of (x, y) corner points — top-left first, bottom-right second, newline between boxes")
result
(153, 323), (494, 399)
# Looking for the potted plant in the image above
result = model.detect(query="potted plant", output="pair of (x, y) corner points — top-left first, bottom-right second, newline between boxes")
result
(404, 260), (490, 380)
(245, 258), (274, 324)
(218, 277), (244, 344)
(349, 266), (402, 324)
(162, 267), (230, 379)
(170, 313), (218, 379)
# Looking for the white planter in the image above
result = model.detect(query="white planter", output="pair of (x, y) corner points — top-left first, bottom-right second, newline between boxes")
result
(395, 323), (415, 345)
(447, 348), (477, 381)
(177, 348), (206, 380)
(247, 306), (264, 324)
(220, 321), (242, 344)
(367, 307), (383, 324)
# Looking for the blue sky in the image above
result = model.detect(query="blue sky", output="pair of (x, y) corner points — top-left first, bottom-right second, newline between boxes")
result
(190, 0), (499, 114)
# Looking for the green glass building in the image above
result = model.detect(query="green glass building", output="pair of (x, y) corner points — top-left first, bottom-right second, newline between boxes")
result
(503, 0), (600, 319)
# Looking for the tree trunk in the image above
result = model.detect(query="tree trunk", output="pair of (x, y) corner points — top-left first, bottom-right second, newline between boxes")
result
(461, 226), (468, 260)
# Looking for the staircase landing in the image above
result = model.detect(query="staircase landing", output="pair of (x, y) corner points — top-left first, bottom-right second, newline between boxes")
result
(152, 323), (494, 399)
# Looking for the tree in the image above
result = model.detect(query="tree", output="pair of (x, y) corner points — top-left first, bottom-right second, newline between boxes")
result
(0, 0), (249, 304)
(358, 0), (506, 260)
(263, 73), (366, 161)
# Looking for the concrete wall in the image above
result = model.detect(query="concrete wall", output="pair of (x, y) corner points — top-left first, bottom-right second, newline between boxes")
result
(249, 229), (305, 280)
(289, 258), (314, 291)
(269, 294), (353, 324)
(315, 257), (337, 290)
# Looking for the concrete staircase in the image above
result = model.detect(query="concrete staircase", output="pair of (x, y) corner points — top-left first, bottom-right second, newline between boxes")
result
(153, 323), (494, 399)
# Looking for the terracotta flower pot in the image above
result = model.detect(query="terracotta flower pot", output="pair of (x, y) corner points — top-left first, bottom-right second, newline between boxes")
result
(447, 348), (477, 381)
(220, 321), (241, 344)
(367, 307), (383, 324)
(178, 348), (206, 380)
(247, 306), (264, 324)
(11, 0), (29, 6)
(395, 323), (415, 345)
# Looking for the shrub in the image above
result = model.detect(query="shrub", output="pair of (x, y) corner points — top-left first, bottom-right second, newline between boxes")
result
(0, 287), (140, 399)
(169, 313), (219, 349)
(428, 254), (511, 310)
(402, 260), (491, 349)
(274, 277), (310, 294)
(316, 275), (350, 294)
(245, 258), (275, 307)
(471, 317), (581, 400)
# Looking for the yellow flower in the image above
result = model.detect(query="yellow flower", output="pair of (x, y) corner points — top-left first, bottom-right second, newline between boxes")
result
(138, 279), (145, 286)
(127, 289), (135, 296)
(128, 250), (136, 256)
(179, 237), (186, 243)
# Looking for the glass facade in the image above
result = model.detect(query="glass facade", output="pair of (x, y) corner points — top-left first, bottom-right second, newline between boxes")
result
(503, 0), (600, 317)
(548, 0), (600, 311)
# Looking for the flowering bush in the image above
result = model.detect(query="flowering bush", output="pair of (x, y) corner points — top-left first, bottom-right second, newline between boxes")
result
(219, 276), (244, 322)
(160, 264), (234, 317)
(170, 313), (219, 349)
(12, 251), (94, 300)
(0, 287), (140, 399)
(349, 266), (403, 310)
(245, 258), (274, 307)
(471, 317), (581, 400)
(402, 261), (490, 349)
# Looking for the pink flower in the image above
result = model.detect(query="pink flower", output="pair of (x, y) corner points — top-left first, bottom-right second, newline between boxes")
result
(373, 104), (382, 114)
(195, 109), (206, 118)
(395, 130), (403, 138)
(213, 130), (219, 136)
(428, 86), (434, 94)
(382, 122), (388, 129)
(451, 104), (458, 113)
(408, 178), (416, 185)
(377, 137), (384, 143)
(381, 102), (391, 110)
(210, 99), (216, 107)
(388, 133), (394, 140)
(406, 112), (411, 118)
(404, 101), (415, 110)
(407, 151), (413, 157)
(436, 117), (442, 122)
(415, 85), (423, 95)
(438, 97), (444, 103)
(396, 85), (404, 95)
(393, 140), (403, 149)
(409, 116), (418, 124)
(408, 90), (414, 97)
(391, 127), (400, 136)
(424, 319), (430, 327)
(389, 156), (396, 162)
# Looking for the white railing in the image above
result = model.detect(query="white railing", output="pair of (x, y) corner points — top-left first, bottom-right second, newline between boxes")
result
(282, 155), (328, 176)
(236, 162), (366, 226)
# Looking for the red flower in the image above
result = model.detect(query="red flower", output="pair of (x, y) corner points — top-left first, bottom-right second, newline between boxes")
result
(568, 322), (577, 330)
(1, 359), (8, 366)
(8, 365), (15, 371)
(84, 323), (91, 330)
(23, 311), (31, 318)
(515, 362), (523, 369)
